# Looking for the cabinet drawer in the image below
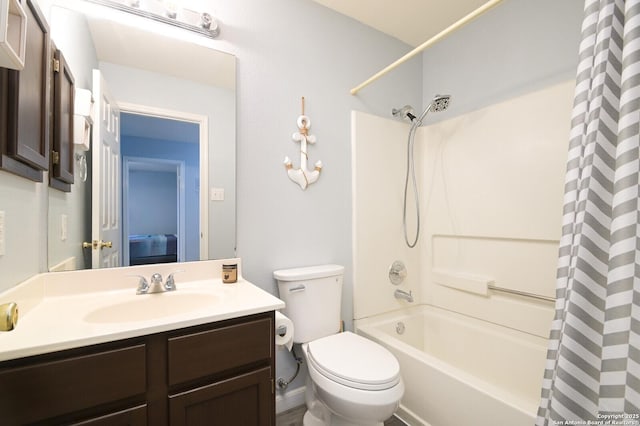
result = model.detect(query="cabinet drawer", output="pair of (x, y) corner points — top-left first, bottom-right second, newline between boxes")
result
(168, 317), (272, 386)
(0, 344), (146, 424)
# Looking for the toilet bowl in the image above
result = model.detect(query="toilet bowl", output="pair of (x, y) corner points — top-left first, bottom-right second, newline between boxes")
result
(274, 265), (404, 426)
(301, 332), (404, 426)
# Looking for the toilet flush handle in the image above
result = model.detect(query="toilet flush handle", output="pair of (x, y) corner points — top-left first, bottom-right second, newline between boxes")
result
(289, 285), (306, 293)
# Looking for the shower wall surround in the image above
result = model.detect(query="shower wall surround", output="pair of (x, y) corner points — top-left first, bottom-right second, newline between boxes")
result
(352, 80), (574, 336)
(421, 80), (573, 335)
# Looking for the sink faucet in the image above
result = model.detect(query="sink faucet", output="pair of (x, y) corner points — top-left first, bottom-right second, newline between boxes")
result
(394, 289), (414, 303)
(132, 270), (183, 295)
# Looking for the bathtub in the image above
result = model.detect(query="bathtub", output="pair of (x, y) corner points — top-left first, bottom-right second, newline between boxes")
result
(355, 305), (548, 426)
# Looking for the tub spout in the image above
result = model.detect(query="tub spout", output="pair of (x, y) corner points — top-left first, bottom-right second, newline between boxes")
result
(394, 289), (414, 303)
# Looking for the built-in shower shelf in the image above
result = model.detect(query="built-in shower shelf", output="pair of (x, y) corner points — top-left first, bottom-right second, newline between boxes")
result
(432, 269), (493, 296)
(431, 234), (557, 303)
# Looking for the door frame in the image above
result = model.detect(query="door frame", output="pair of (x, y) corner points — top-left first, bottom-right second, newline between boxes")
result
(122, 156), (186, 266)
(118, 102), (209, 261)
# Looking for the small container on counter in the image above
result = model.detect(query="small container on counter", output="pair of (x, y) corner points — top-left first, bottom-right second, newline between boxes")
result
(222, 264), (238, 283)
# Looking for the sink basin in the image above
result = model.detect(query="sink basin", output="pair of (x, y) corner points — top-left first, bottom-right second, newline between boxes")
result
(84, 292), (220, 323)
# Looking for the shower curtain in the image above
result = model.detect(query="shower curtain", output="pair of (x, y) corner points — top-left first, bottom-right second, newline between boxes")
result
(537, 0), (640, 423)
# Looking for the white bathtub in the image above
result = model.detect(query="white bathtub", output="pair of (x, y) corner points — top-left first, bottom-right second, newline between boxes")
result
(355, 305), (548, 426)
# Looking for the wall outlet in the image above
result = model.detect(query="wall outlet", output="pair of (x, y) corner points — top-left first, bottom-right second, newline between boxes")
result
(210, 187), (225, 201)
(0, 211), (5, 256)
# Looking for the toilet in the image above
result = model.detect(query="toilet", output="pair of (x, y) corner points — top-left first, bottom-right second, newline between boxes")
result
(274, 264), (404, 426)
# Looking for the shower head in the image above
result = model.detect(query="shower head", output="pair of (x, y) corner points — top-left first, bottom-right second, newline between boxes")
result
(431, 94), (451, 112)
(411, 94), (452, 130)
(392, 105), (417, 122)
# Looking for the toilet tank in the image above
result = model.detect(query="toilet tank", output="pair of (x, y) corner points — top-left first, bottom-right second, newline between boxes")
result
(274, 264), (344, 344)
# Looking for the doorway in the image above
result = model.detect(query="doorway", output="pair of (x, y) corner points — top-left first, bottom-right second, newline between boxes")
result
(119, 107), (207, 266)
(122, 157), (185, 265)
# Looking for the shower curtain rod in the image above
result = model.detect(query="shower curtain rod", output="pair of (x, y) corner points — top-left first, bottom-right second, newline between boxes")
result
(349, 0), (505, 95)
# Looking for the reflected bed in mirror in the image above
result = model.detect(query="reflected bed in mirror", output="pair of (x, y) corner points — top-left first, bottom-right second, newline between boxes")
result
(42, 0), (236, 272)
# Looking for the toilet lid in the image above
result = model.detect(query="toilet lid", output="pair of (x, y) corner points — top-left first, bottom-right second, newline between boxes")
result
(307, 331), (401, 391)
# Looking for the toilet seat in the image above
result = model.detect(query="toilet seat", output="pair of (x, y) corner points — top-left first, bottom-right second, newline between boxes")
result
(306, 331), (401, 391)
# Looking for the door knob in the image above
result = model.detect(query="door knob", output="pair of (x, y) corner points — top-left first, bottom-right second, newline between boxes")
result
(82, 240), (113, 250)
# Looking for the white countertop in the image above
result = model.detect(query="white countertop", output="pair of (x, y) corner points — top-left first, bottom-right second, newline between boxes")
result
(0, 260), (285, 362)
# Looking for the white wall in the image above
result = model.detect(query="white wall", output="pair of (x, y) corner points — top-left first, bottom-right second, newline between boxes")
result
(352, 111), (421, 320)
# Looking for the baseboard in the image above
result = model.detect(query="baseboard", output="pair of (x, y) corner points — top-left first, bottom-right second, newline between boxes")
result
(275, 385), (306, 414)
(396, 405), (429, 426)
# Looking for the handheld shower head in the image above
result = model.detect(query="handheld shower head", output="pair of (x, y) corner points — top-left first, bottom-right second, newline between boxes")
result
(402, 92), (452, 249)
(392, 105), (417, 122)
(431, 94), (451, 112)
(411, 94), (452, 129)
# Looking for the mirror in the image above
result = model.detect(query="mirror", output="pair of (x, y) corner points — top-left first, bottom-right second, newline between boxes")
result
(43, 0), (236, 271)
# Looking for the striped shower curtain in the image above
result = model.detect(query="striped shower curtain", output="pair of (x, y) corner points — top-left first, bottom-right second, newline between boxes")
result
(536, 0), (640, 423)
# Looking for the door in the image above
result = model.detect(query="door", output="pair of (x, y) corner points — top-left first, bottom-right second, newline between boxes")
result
(91, 69), (121, 268)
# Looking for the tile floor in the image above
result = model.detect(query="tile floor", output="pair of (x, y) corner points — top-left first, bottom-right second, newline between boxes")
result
(275, 405), (407, 426)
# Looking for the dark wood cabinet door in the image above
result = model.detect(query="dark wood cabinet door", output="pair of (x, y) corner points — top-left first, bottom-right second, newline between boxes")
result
(50, 45), (75, 191)
(1, 0), (50, 180)
(169, 367), (273, 426)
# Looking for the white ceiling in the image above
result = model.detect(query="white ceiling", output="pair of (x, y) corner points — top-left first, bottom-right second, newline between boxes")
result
(310, 0), (491, 47)
(86, 16), (235, 90)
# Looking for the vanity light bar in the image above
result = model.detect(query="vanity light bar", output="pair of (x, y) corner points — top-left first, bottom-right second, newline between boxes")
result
(82, 0), (219, 38)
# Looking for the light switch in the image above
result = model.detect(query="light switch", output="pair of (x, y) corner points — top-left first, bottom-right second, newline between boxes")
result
(210, 187), (225, 201)
(61, 214), (68, 241)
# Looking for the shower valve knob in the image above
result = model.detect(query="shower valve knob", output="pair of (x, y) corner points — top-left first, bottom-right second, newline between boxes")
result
(389, 261), (407, 285)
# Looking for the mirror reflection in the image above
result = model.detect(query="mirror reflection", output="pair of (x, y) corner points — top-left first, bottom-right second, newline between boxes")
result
(43, 0), (236, 271)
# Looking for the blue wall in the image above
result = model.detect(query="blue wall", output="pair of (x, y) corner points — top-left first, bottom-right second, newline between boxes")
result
(128, 170), (178, 235)
(421, 0), (584, 121)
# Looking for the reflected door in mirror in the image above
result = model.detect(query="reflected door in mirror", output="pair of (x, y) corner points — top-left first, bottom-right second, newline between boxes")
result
(91, 70), (121, 268)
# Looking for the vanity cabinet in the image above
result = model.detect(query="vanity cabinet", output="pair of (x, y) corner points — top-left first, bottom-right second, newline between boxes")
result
(0, 311), (275, 425)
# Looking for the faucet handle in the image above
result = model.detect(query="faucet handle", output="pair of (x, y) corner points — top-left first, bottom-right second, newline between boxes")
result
(389, 261), (407, 285)
(165, 269), (185, 291)
(128, 274), (150, 295)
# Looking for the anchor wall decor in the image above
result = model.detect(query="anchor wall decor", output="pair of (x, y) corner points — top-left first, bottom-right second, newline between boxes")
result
(284, 97), (322, 190)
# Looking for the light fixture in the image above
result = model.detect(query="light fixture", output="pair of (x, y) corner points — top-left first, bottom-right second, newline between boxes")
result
(83, 0), (219, 38)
